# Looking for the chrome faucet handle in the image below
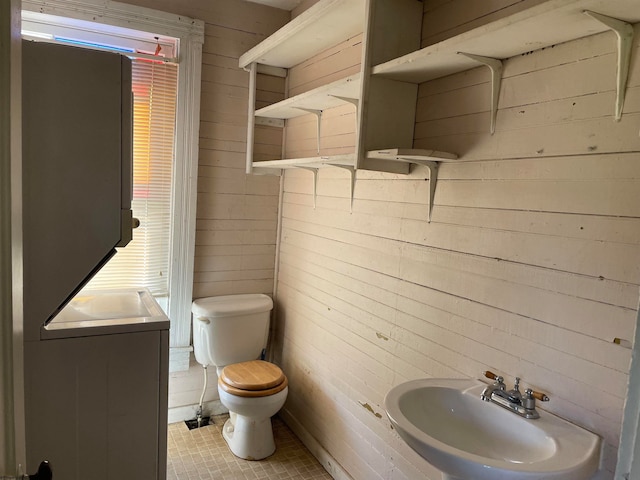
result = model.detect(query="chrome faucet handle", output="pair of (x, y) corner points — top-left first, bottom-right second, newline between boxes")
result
(484, 370), (505, 389)
(523, 388), (550, 410)
(527, 388), (549, 402)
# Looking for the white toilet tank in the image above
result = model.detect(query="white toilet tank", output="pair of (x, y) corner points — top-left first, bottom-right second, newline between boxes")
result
(192, 294), (273, 368)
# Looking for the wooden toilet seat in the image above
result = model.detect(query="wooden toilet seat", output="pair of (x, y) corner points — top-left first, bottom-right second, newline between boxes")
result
(218, 360), (288, 398)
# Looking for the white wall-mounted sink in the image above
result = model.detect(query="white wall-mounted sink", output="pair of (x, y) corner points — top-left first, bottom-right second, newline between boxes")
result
(384, 378), (601, 480)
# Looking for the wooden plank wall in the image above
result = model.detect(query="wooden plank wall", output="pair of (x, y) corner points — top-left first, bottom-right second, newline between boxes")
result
(120, 0), (288, 413)
(193, 3), (284, 299)
(273, 1), (640, 479)
(284, 35), (362, 159)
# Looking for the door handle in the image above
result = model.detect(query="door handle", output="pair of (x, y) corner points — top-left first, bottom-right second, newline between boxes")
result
(1, 461), (52, 480)
(29, 461), (52, 480)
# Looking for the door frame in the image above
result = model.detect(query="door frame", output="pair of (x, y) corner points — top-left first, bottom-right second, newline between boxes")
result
(615, 304), (640, 479)
(0, 0), (26, 475)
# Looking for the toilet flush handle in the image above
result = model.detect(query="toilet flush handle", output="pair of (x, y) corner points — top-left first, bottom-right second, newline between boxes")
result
(197, 316), (210, 324)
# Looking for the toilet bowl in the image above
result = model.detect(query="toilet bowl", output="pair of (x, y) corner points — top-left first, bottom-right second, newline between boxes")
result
(217, 360), (288, 460)
(191, 294), (288, 460)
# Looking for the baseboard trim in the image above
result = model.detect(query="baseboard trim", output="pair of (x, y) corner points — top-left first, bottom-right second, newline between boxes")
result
(168, 400), (227, 424)
(279, 407), (353, 480)
(169, 346), (192, 373)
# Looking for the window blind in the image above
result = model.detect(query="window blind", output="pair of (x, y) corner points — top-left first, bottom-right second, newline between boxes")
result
(85, 58), (178, 296)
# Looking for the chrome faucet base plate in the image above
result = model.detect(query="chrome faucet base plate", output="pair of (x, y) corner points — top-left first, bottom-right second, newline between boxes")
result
(489, 393), (540, 419)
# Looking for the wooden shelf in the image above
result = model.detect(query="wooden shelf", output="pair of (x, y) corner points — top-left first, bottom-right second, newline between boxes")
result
(239, 0), (365, 69)
(255, 73), (361, 120)
(252, 153), (356, 170)
(367, 148), (458, 163)
(372, 0), (640, 84)
(242, 0), (639, 221)
(367, 149), (459, 223)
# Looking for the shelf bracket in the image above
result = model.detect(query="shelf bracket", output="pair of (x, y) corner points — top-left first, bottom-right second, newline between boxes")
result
(458, 53), (503, 135)
(330, 95), (360, 134)
(329, 95), (359, 108)
(297, 167), (319, 209)
(584, 10), (634, 121)
(294, 108), (323, 153)
(403, 158), (439, 223)
(329, 164), (356, 213)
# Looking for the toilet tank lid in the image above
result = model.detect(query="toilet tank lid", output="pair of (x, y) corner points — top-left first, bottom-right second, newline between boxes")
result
(191, 294), (273, 318)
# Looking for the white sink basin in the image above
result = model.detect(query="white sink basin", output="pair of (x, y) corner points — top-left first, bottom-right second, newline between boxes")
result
(384, 378), (601, 480)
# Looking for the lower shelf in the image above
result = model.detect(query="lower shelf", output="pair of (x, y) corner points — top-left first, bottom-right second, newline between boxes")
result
(251, 153), (356, 170)
(366, 148), (458, 163)
(249, 148), (459, 221)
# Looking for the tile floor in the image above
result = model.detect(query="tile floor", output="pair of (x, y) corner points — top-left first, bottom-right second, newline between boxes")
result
(167, 414), (333, 479)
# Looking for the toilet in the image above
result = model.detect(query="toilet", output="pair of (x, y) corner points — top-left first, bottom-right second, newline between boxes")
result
(191, 294), (288, 460)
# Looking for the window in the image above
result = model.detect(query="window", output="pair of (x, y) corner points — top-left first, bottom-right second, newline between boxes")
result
(86, 58), (178, 299)
(22, 2), (204, 371)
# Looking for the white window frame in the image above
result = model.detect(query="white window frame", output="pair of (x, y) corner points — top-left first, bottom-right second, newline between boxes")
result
(22, 0), (204, 371)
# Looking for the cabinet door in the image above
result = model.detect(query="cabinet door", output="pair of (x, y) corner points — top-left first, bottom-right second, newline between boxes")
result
(24, 331), (167, 480)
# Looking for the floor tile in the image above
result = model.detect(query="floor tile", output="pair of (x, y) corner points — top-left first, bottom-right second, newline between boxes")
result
(167, 415), (333, 480)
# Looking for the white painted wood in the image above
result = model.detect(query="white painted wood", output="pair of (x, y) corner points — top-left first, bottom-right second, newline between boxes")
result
(168, 20), (204, 355)
(373, 0), (640, 84)
(255, 73), (361, 119)
(169, 346), (193, 372)
(257, 64), (288, 78)
(367, 148), (458, 162)
(330, 164), (356, 212)
(297, 167), (320, 208)
(274, 15), (640, 476)
(356, 0), (423, 174)
(242, 0), (447, 176)
(243, 0), (305, 11)
(238, 0), (365, 69)
(457, 53), (503, 134)
(254, 152), (356, 169)
(181, 2), (283, 303)
(287, 33), (362, 97)
(279, 407), (356, 480)
(357, 76), (419, 170)
(167, 354), (225, 422)
(615, 306), (640, 479)
(296, 108), (323, 152)
(365, 149), (458, 222)
(583, 10), (634, 121)
(21, 0), (204, 40)
(274, 229), (621, 418)
(246, 62), (258, 174)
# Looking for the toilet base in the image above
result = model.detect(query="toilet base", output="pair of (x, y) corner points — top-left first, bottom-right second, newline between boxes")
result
(221, 411), (276, 460)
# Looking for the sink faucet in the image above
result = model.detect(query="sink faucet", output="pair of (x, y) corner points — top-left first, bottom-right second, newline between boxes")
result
(481, 371), (549, 419)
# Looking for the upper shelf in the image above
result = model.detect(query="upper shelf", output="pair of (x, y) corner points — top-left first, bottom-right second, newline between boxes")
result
(255, 73), (361, 119)
(239, 0), (366, 69)
(372, 0), (640, 84)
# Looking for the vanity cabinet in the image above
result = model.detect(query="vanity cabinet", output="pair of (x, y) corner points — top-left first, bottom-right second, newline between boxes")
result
(25, 329), (169, 480)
